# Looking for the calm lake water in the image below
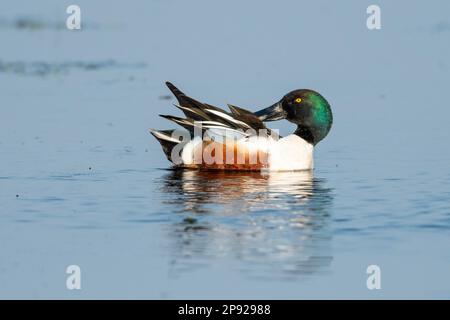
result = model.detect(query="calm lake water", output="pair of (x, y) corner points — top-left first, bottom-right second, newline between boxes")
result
(1, 0), (450, 299)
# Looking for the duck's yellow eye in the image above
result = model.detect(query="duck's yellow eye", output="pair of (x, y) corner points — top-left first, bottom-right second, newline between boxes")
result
(295, 97), (302, 103)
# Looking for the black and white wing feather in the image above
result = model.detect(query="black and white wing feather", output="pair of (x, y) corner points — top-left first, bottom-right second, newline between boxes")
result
(150, 82), (269, 162)
(160, 82), (267, 135)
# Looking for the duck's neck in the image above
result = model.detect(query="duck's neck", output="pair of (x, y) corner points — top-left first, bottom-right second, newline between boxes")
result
(294, 125), (315, 145)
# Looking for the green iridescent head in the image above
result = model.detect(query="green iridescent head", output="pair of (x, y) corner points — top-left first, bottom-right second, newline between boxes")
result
(255, 89), (333, 145)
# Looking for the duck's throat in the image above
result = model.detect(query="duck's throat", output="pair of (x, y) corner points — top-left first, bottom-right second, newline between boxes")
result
(294, 125), (315, 145)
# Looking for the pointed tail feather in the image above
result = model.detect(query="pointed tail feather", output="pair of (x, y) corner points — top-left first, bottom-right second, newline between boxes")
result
(159, 115), (198, 134)
(165, 82), (186, 101)
(165, 82), (231, 122)
(149, 129), (181, 162)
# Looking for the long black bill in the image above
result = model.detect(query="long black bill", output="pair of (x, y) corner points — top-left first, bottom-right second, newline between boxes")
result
(254, 101), (287, 122)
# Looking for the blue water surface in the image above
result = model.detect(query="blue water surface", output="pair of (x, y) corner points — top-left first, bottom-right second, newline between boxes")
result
(1, 0), (450, 298)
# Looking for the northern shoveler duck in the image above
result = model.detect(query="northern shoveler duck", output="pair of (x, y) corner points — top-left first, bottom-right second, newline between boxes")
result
(150, 82), (333, 171)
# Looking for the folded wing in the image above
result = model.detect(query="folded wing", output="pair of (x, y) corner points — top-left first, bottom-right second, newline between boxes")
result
(150, 82), (272, 166)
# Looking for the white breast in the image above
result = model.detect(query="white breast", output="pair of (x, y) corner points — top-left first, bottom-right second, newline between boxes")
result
(267, 134), (314, 171)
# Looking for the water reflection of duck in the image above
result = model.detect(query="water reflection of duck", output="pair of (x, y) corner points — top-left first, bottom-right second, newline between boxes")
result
(159, 169), (334, 279)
